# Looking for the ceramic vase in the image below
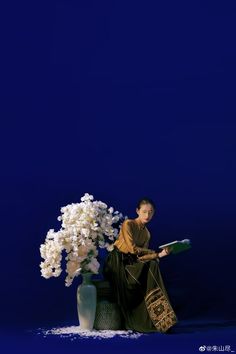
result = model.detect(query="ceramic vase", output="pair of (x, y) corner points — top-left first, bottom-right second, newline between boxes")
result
(77, 273), (97, 330)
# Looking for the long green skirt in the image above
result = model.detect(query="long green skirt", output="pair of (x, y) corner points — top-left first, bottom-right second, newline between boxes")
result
(103, 247), (178, 333)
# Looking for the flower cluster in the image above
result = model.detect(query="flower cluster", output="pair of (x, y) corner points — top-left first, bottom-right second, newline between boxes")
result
(40, 193), (126, 286)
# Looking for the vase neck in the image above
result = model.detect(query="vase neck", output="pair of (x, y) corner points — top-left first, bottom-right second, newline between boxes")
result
(82, 273), (92, 285)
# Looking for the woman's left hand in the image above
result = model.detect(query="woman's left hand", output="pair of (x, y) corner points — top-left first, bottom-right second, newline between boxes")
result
(158, 247), (171, 258)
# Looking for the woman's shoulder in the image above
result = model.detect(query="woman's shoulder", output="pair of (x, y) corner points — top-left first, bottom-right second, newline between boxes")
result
(122, 218), (137, 227)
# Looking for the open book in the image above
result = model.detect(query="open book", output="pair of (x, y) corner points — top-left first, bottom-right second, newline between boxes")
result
(158, 239), (191, 254)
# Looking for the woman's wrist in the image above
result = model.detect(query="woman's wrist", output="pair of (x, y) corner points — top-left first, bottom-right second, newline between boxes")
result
(136, 247), (156, 255)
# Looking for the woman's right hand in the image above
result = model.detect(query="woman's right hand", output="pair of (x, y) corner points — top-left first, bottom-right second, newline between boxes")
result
(138, 253), (159, 262)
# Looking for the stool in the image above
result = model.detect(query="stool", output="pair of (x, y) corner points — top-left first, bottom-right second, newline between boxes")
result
(92, 279), (123, 330)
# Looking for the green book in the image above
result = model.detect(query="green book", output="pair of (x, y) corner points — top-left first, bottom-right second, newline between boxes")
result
(158, 239), (191, 254)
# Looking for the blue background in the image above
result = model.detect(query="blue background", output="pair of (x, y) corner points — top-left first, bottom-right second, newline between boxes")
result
(1, 0), (235, 349)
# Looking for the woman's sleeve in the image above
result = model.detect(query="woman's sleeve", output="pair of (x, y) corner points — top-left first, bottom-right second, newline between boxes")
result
(121, 221), (138, 254)
(122, 221), (154, 255)
(143, 241), (149, 249)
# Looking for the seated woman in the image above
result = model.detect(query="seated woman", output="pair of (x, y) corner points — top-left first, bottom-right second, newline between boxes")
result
(103, 197), (178, 333)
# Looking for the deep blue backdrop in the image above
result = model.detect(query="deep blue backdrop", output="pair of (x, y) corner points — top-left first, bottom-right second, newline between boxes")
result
(1, 0), (235, 330)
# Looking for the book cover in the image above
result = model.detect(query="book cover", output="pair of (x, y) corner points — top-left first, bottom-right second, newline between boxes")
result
(158, 239), (192, 254)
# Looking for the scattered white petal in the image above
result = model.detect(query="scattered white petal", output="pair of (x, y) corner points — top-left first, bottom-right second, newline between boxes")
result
(38, 326), (144, 340)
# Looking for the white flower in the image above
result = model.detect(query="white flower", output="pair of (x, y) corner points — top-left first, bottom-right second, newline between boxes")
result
(39, 192), (125, 286)
(67, 260), (80, 275)
(80, 228), (90, 238)
(81, 193), (94, 202)
(106, 243), (114, 252)
(85, 257), (100, 274)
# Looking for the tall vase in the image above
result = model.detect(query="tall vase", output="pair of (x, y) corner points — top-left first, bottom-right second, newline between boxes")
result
(77, 272), (97, 330)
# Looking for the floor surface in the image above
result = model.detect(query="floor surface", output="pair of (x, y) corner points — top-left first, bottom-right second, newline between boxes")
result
(1, 318), (236, 354)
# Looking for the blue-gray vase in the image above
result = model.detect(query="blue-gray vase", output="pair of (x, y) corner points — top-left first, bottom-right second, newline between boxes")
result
(77, 273), (97, 330)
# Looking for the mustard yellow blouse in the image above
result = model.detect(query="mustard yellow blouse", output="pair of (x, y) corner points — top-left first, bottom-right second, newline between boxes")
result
(114, 217), (153, 255)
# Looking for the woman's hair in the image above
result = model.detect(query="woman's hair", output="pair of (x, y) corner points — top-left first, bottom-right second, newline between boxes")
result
(136, 197), (156, 211)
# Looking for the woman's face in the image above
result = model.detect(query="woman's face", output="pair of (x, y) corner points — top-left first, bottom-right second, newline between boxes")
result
(136, 203), (155, 224)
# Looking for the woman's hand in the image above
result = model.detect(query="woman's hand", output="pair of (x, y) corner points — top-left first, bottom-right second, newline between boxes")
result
(137, 252), (159, 262)
(158, 247), (171, 258)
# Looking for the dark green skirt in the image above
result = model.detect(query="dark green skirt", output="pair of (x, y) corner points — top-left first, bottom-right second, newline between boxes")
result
(103, 247), (178, 333)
